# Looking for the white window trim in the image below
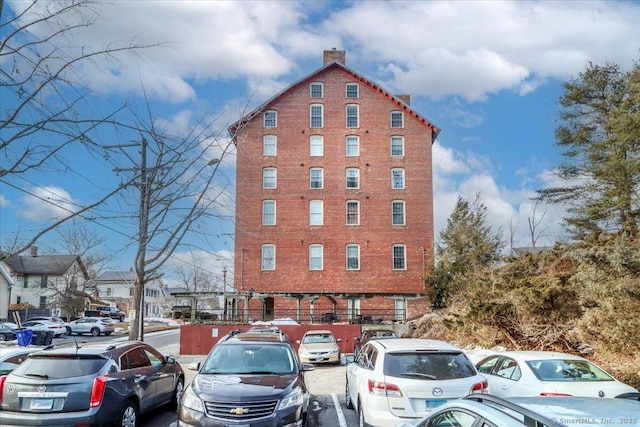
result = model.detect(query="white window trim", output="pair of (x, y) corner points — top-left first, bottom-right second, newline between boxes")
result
(263, 167), (277, 189)
(262, 244), (276, 270)
(310, 200), (323, 225)
(264, 110), (277, 127)
(346, 200), (360, 226)
(346, 168), (360, 189)
(391, 136), (404, 157)
(346, 244), (360, 270)
(391, 168), (405, 189)
(310, 82), (324, 98)
(309, 244), (323, 270)
(391, 111), (404, 128)
(346, 136), (359, 157)
(346, 83), (359, 98)
(392, 200), (405, 226)
(263, 135), (277, 156)
(310, 168), (324, 189)
(310, 104), (323, 128)
(392, 244), (406, 270)
(262, 200), (276, 225)
(346, 104), (359, 128)
(310, 135), (323, 157)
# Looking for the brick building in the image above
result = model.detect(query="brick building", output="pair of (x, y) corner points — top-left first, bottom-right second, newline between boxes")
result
(229, 49), (439, 323)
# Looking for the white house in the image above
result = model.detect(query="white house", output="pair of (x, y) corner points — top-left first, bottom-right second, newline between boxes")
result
(93, 270), (168, 318)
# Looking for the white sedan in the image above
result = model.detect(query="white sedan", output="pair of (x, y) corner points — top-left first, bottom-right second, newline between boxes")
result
(68, 317), (115, 336)
(20, 320), (67, 337)
(475, 350), (637, 398)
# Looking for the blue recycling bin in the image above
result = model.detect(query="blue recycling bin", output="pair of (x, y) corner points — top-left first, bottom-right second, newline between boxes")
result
(16, 329), (33, 346)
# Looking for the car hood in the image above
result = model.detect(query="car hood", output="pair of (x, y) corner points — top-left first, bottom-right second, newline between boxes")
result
(299, 342), (338, 352)
(193, 373), (299, 400)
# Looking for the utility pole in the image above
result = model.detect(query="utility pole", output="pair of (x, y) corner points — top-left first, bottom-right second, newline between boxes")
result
(222, 266), (227, 322)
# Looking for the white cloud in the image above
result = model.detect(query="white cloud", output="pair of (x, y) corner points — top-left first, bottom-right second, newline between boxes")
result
(0, 195), (9, 208)
(19, 186), (77, 222)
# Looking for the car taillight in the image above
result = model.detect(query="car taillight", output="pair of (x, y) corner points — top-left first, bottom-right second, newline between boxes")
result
(0, 376), (6, 404)
(540, 392), (572, 396)
(470, 379), (489, 394)
(368, 379), (403, 397)
(90, 375), (108, 407)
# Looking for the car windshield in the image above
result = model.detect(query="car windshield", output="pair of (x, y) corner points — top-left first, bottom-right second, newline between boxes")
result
(11, 355), (107, 379)
(303, 333), (335, 344)
(201, 344), (296, 375)
(384, 351), (477, 380)
(527, 359), (614, 382)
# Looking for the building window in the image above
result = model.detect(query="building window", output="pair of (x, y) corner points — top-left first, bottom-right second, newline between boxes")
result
(310, 104), (323, 128)
(346, 83), (359, 98)
(106, 288), (112, 296)
(264, 110), (277, 127)
(391, 111), (404, 128)
(346, 168), (359, 189)
(40, 275), (48, 288)
(310, 82), (323, 98)
(391, 136), (404, 156)
(263, 167), (277, 189)
(346, 201), (360, 225)
(310, 200), (323, 225)
(346, 244), (360, 270)
(310, 135), (323, 156)
(263, 135), (277, 156)
(262, 244), (275, 270)
(262, 200), (276, 225)
(391, 168), (405, 189)
(309, 244), (323, 270)
(393, 245), (406, 270)
(346, 136), (359, 156)
(392, 201), (405, 225)
(310, 168), (323, 189)
(346, 104), (359, 128)
(39, 296), (46, 309)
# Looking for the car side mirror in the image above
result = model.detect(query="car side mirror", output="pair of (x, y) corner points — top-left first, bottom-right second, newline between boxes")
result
(165, 355), (176, 364)
(346, 355), (355, 364)
(337, 338), (342, 343)
(354, 337), (360, 341)
(302, 363), (315, 371)
(296, 339), (301, 344)
(188, 361), (201, 371)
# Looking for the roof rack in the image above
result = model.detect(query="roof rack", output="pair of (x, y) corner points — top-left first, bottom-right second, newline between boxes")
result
(464, 395), (564, 427)
(225, 327), (288, 342)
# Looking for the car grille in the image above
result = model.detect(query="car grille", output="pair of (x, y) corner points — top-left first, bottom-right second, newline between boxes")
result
(204, 399), (278, 420)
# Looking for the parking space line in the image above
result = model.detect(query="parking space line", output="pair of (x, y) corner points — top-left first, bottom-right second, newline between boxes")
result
(331, 393), (347, 427)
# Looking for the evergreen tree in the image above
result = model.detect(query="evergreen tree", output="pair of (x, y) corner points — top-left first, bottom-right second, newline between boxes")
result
(537, 60), (640, 240)
(427, 194), (504, 308)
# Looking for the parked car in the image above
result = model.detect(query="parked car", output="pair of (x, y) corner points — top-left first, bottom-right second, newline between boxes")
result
(0, 341), (184, 427)
(297, 329), (342, 364)
(68, 317), (115, 336)
(353, 328), (397, 354)
(25, 316), (71, 335)
(0, 323), (18, 341)
(397, 394), (640, 427)
(179, 328), (314, 427)
(92, 306), (126, 322)
(346, 338), (488, 427)
(20, 320), (67, 338)
(475, 350), (638, 398)
(0, 346), (47, 375)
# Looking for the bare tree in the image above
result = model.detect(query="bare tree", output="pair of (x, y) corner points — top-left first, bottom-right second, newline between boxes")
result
(174, 255), (221, 314)
(508, 216), (520, 255)
(0, 0), (153, 257)
(527, 200), (548, 248)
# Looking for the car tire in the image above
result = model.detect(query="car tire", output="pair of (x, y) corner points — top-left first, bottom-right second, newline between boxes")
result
(0, 333), (6, 341)
(105, 332), (112, 336)
(168, 377), (184, 410)
(90, 328), (100, 337)
(65, 326), (71, 336)
(345, 379), (354, 409)
(119, 400), (138, 427)
(358, 398), (369, 427)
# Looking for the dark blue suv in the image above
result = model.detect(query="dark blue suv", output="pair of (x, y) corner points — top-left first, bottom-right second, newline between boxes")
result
(178, 329), (314, 427)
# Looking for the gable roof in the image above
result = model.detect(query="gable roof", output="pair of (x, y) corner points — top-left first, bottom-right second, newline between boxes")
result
(95, 270), (137, 282)
(228, 59), (440, 141)
(5, 254), (86, 276)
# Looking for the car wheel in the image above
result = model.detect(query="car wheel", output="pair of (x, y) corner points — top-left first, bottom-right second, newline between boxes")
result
(345, 378), (354, 409)
(65, 326), (71, 336)
(105, 332), (112, 336)
(358, 398), (369, 427)
(90, 328), (100, 337)
(0, 333), (6, 341)
(120, 400), (138, 427)
(169, 377), (184, 410)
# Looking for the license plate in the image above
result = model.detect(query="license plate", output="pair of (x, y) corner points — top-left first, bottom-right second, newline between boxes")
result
(425, 399), (446, 409)
(316, 357), (325, 362)
(30, 398), (53, 410)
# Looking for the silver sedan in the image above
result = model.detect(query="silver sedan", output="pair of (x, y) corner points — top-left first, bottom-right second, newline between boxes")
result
(68, 317), (115, 336)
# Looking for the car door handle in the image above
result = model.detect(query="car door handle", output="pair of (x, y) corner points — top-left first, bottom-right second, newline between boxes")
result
(501, 385), (507, 390)
(134, 374), (147, 383)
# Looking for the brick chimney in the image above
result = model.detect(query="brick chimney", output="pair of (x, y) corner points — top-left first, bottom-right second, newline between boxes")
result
(396, 95), (411, 106)
(323, 48), (346, 65)
(30, 246), (38, 257)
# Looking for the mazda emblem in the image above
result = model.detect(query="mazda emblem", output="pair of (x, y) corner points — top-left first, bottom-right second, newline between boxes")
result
(432, 387), (443, 396)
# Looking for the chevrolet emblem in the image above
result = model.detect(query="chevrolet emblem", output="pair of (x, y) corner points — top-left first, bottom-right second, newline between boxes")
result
(230, 407), (249, 415)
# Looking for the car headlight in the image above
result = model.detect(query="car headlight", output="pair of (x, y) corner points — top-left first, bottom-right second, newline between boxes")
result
(181, 384), (205, 413)
(278, 386), (303, 410)
(299, 348), (310, 356)
(329, 348), (339, 354)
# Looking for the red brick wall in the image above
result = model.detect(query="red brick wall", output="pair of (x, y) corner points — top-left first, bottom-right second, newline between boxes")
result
(233, 62), (434, 312)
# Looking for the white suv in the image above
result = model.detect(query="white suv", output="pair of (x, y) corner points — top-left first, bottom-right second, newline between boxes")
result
(345, 338), (488, 427)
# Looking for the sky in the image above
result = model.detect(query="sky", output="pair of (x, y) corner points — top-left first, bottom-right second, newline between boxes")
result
(2, 0), (640, 286)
